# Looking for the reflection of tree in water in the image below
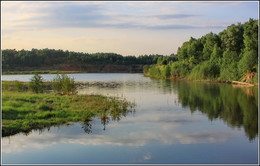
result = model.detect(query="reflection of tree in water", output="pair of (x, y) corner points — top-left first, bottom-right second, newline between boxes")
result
(157, 80), (258, 141)
(81, 120), (92, 134)
(101, 116), (109, 131)
(81, 98), (135, 134)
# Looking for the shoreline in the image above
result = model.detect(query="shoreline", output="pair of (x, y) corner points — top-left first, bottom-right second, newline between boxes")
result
(144, 74), (259, 87)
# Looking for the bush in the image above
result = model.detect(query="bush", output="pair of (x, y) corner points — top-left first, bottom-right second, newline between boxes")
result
(163, 65), (171, 78)
(170, 61), (190, 78)
(189, 61), (220, 80)
(238, 50), (258, 74)
(29, 74), (44, 93)
(220, 61), (240, 81)
(148, 65), (161, 78)
(52, 74), (77, 95)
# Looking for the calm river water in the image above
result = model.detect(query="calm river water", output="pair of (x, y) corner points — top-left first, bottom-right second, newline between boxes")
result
(1, 73), (258, 164)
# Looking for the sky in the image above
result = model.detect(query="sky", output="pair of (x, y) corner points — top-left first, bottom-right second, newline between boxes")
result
(1, 1), (259, 56)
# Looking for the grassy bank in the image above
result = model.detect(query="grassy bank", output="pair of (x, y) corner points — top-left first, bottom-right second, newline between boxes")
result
(143, 64), (258, 86)
(2, 81), (134, 137)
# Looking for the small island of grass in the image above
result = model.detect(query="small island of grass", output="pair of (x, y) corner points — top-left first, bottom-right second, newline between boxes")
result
(2, 75), (135, 137)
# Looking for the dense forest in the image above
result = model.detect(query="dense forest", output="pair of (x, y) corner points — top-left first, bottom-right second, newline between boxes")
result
(144, 18), (258, 83)
(2, 18), (258, 82)
(2, 49), (176, 73)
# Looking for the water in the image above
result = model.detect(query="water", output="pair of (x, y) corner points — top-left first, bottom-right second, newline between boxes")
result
(2, 73), (258, 164)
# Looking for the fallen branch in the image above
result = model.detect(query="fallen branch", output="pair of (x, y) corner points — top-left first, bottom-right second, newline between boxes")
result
(232, 81), (254, 86)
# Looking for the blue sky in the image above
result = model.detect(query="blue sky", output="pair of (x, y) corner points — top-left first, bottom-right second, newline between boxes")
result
(1, 1), (259, 55)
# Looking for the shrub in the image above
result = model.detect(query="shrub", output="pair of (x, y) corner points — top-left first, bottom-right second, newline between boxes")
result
(149, 65), (161, 78)
(189, 61), (220, 80)
(163, 65), (171, 78)
(52, 74), (62, 94)
(52, 74), (77, 95)
(220, 61), (240, 81)
(170, 61), (190, 78)
(29, 74), (44, 93)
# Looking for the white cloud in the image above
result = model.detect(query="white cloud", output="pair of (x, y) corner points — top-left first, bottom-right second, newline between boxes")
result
(1, 1), (258, 55)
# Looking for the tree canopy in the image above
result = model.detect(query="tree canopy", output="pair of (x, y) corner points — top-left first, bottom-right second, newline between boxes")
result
(144, 18), (258, 83)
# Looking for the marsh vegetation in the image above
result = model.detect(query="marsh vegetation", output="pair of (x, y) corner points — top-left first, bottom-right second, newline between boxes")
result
(2, 74), (135, 137)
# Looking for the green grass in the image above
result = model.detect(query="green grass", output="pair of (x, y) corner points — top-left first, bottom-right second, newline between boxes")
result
(2, 84), (134, 137)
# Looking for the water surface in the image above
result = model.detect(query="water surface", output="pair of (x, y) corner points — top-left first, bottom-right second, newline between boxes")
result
(2, 73), (258, 164)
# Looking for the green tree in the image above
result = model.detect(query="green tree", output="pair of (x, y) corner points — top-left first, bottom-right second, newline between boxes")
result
(238, 50), (258, 74)
(238, 19), (258, 75)
(243, 18), (258, 52)
(29, 74), (44, 93)
(202, 33), (221, 60)
(219, 23), (244, 54)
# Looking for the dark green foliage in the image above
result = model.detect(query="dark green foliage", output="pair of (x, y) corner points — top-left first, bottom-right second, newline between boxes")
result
(2, 48), (164, 71)
(177, 37), (203, 63)
(238, 50), (258, 74)
(238, 19), (258, 75)
(144, 18), (258, 83)
(201, 33), (221, 60)
(210, 44), (222, 60)
(219, 51), (240, 81)
(29, 74), (44, 93)
(243, 18), (258, 52)
(219, 23), (244, 54)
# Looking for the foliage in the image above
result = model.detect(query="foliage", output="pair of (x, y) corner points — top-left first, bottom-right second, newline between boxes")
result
(170, 61), (191, 78)
(144, 18), (258, 83)
(188, 61), (219, 80)
(2, 48), (166, 71)
(238, 50), (258, 74)
(163, 65), (171, 78)
(52, 74), (77, 95)
(2, 85), (135, 137)
(29, 74), (44, 93)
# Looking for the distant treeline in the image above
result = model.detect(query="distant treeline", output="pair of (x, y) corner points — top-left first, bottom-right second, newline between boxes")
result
(2, 48), (176, 72)
(144, 18), (258, 83)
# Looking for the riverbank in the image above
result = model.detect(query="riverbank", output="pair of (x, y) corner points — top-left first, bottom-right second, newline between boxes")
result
(144, 65), (258, 87)
(145, 73), (258, 87)
(2, 81), (134, 137)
